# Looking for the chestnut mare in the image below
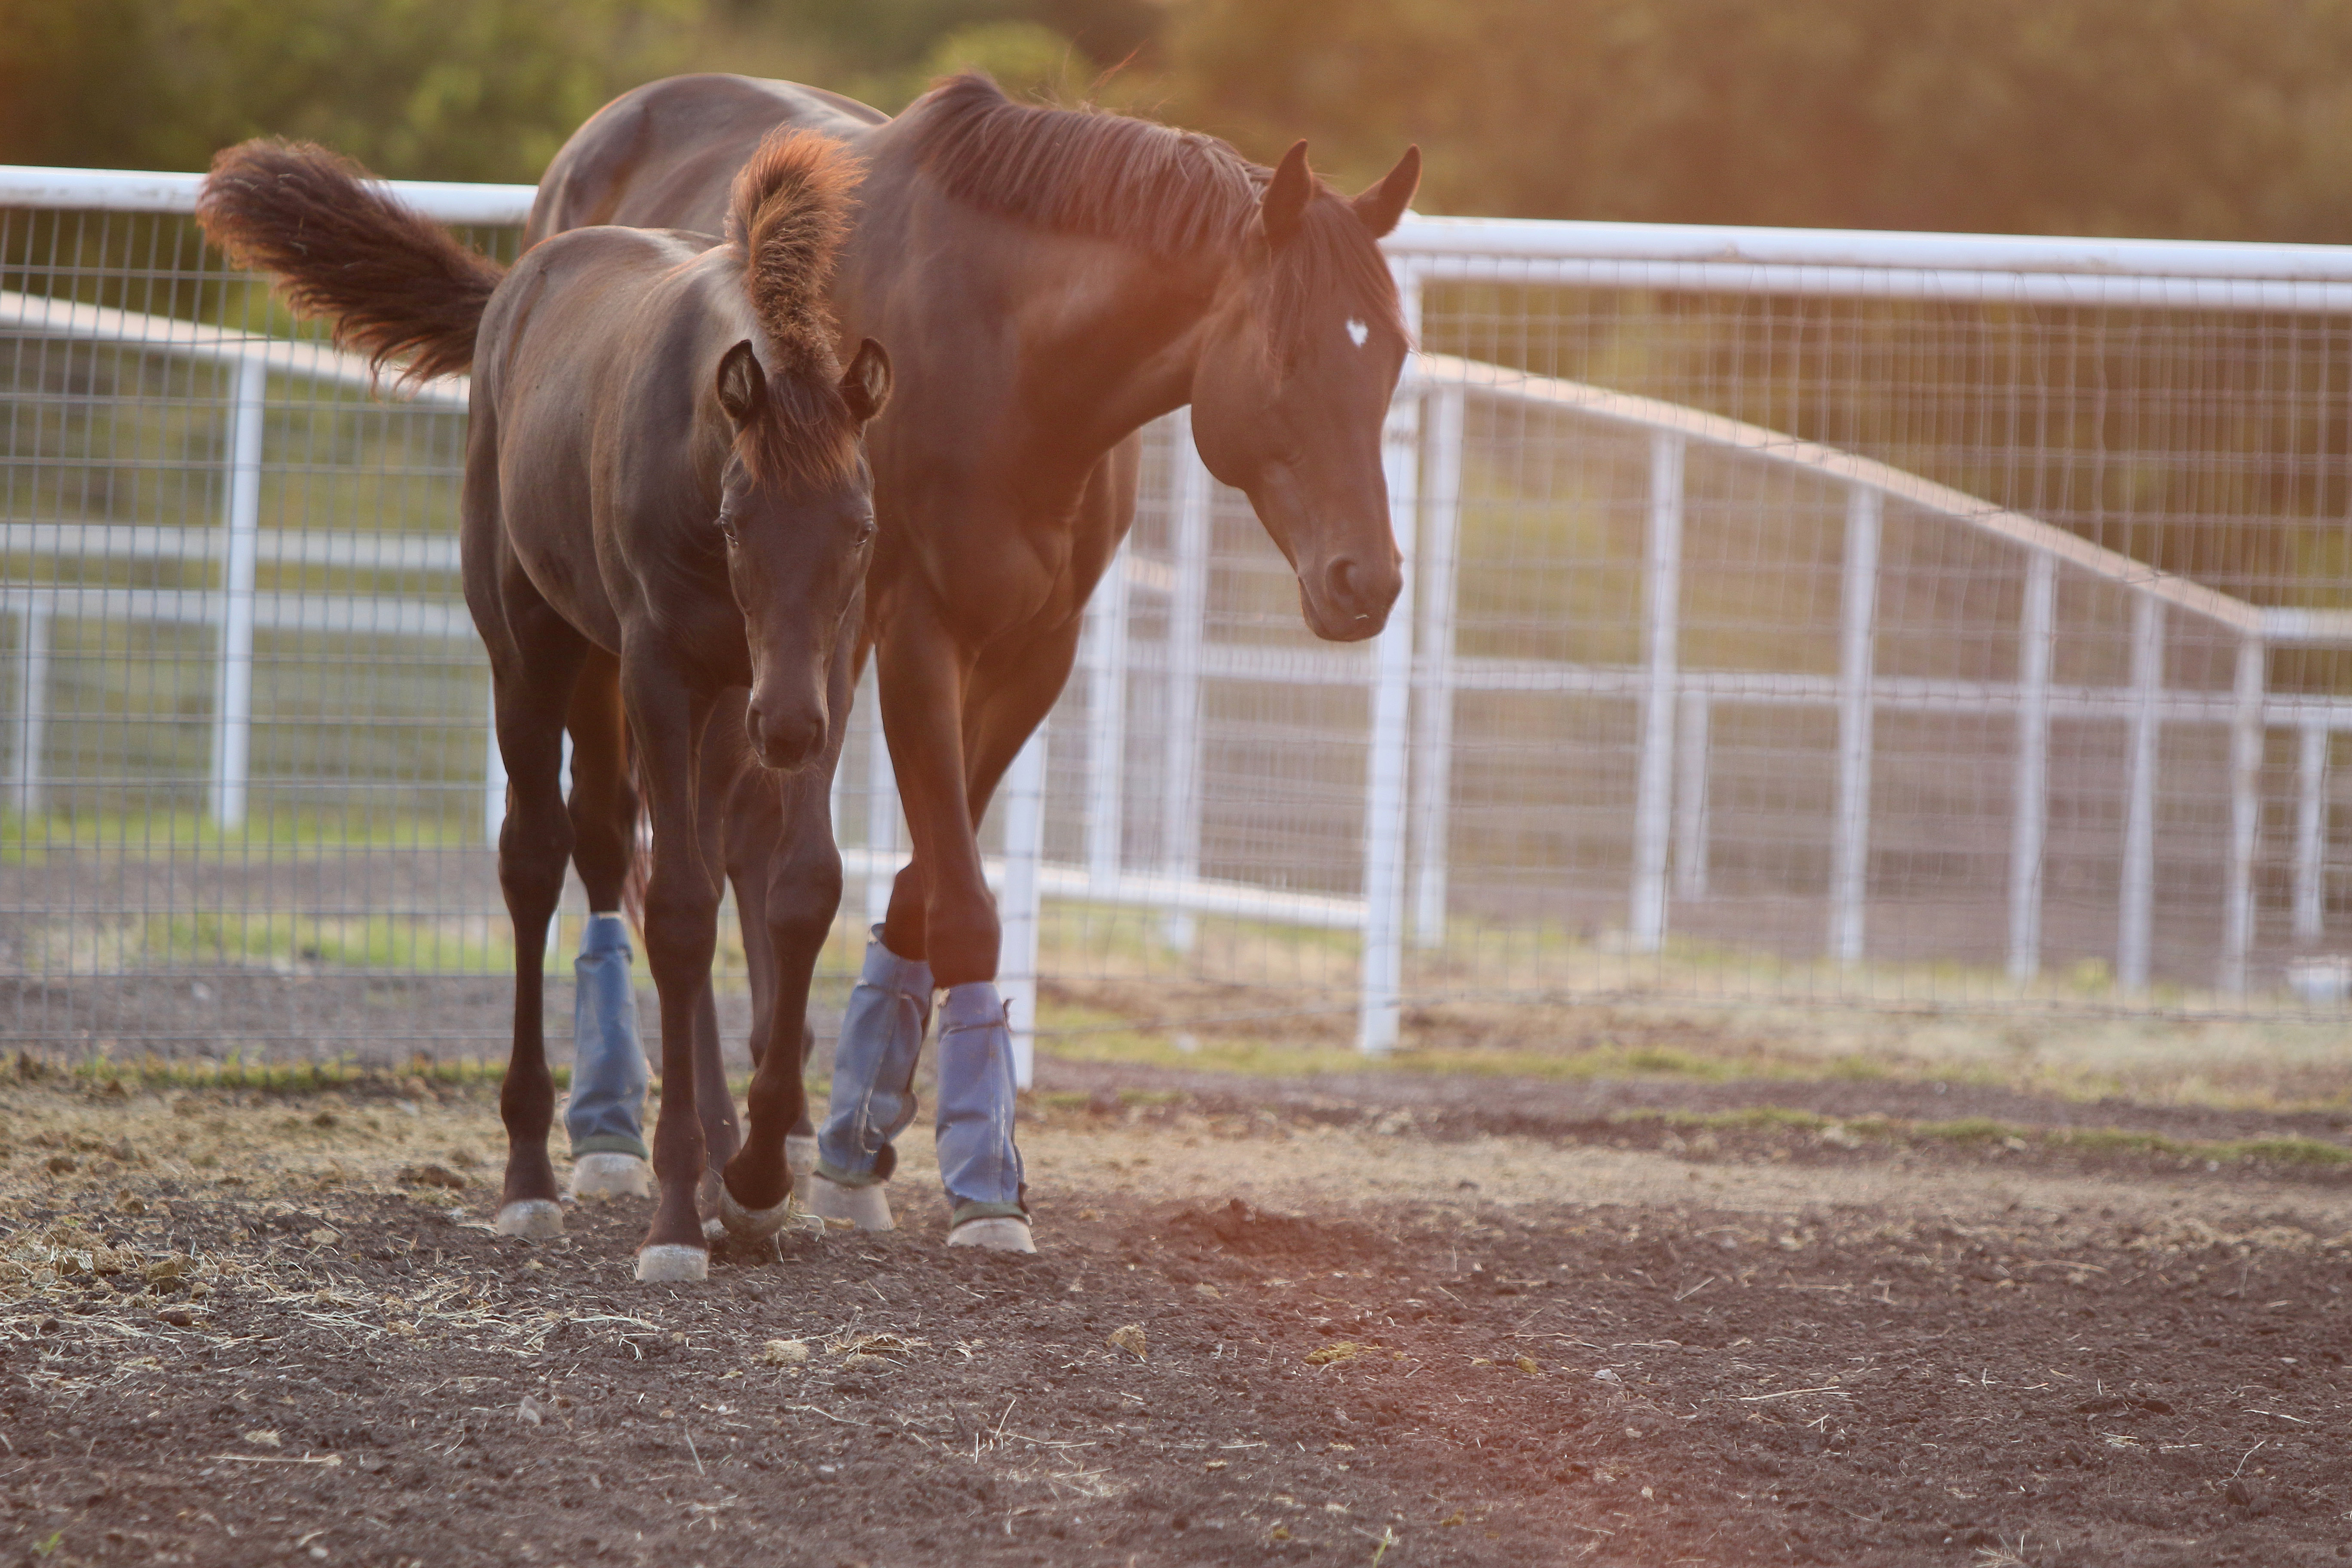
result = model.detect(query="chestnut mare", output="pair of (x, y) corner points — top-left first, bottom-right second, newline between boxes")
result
(199, 132), (891, 1280)
(530, 72), (1421, 1247)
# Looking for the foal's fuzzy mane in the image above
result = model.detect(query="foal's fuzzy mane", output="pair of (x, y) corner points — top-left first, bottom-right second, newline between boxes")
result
(903, 73), (1406, 346)
(725, 129), (864, 486)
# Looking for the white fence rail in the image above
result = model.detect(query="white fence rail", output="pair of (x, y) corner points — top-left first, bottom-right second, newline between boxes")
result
(9, 164), (2352, 1067)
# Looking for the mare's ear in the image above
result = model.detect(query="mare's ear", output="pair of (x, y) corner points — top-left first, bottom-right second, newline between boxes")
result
(1352, 147), (1421, 238)
(839, 338), (891, 425)
(716, 340), (767, 429)
(1261, 140), (1313, 249)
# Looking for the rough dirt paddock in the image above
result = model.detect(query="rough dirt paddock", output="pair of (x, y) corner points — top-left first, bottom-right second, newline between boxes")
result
(3, 1065), (2349, 1568)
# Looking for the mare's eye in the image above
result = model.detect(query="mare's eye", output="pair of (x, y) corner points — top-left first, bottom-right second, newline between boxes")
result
(716, 510), (739, 545)
(856, 515), (878, 545)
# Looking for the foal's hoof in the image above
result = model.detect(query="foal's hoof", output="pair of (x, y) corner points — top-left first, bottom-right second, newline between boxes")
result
(493, 1200), (565, 1240)
(806, 1173), (894, 1231)
(718, 1183), (816, 1243)
(785, 1135), (818, 1206)
(947, 1216), (1036, 1254)
(633, 1244), (708, 1283)
(570, 1152), (653, 1200)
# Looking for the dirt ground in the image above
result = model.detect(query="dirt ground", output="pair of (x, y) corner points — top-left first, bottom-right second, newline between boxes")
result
(2, 1061), (2349, 1568)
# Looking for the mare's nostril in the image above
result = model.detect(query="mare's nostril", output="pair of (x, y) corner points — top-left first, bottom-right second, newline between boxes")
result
(1326, 555), (1364, 610)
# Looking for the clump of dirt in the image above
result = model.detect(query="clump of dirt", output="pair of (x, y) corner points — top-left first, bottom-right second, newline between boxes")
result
(1165, 1197), (1379, 1262)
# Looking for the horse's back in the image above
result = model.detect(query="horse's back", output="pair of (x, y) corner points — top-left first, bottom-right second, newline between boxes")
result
(529, 75), (885, 245)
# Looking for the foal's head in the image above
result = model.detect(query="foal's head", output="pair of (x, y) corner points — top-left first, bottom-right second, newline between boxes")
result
(1186, 143), (1421, 643)
(710, 131), (890, 771)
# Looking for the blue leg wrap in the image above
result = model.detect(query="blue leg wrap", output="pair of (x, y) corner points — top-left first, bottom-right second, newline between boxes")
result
(815, 927), (932, 1185)
(934, 981), (1026, 1223)
(565, 913), (649, 1160)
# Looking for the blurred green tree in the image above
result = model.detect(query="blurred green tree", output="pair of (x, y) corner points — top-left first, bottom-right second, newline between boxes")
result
(1163, 0), (2352, 242)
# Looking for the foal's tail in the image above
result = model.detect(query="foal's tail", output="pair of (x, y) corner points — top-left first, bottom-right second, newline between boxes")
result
(196, 140), (505, 385)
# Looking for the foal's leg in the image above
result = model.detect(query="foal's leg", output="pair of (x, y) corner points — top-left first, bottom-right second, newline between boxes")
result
(486, 609), (591, 1241)
(561, 653), (655, 1201)
(720, 737), (845, 1225)
(619, 652), (723, 1282)
(726, 793), (821, 1200)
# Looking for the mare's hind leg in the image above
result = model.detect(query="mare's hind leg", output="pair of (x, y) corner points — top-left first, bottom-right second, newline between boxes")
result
(561, 652), (657, 1201)
(487, 602), (591, 1241)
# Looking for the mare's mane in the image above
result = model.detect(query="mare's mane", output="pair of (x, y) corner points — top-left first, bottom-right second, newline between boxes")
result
(903, 74), (1405, 344)
(723, 129), (864, 487)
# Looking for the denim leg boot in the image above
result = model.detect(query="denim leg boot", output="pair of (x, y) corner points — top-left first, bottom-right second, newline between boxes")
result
(566, 913), (649, 1161)
(934, 981), (1026, 1231)
(815, 928), (932, 1187)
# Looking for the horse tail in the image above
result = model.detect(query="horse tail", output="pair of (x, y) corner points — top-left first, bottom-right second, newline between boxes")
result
(197, 139), (505, 385)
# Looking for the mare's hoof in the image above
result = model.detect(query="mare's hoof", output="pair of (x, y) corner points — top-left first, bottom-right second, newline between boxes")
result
(718, 1183), (815, 1243)
(493, 1199), (564, 1240)
(570, 1153), (652, 1200)
(806, 1173), (894, 1231)
(633, 1244), (708, 1283)
(785, 1135), (818, 1207)
(947, 1216), (1036, 1253)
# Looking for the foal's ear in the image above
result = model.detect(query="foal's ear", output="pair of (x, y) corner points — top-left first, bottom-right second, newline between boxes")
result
(1261, 140), (1313, 249)
(715, 340), (767, 428)
(1352, 146), (1421, 238)
(839, 338), (891, 425)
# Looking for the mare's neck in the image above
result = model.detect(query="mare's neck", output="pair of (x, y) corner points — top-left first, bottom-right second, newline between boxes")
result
(999, 230), (1232, 466)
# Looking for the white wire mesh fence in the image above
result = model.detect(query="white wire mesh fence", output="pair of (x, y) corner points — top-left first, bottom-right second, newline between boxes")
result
(7, 168), (2352, 1072)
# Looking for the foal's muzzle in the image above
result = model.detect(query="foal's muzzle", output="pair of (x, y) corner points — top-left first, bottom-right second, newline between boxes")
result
(744, 697), (826, 772)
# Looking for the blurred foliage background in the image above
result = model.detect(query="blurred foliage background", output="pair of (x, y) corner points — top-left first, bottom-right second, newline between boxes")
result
(10, 0), (2352, 239)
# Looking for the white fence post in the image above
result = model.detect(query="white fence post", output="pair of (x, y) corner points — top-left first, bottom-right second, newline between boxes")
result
(1084, 538), (1132, 893)
(1409, 385), (1466, 948)
(862, 673), (899, 930)
(12, 599), (52, 819)
(2118, 595), (2165, 991)
(2294, 721), (2330, 943)
(998, 726), (1049, 1089)
(1671, 689), (1711, 901)
(1629, 432), (1685, 953)
(2220, 636), (2267, 993)
(208, 351), (265, 831)
(1161, 409), (1213, 953)
(1827, 485), (1882, 965)
(1358, 386), (1422, 1054)
(481, 679), (505, 846)
(2007, 551), (2057, 983)
(12, 598), (51, 819)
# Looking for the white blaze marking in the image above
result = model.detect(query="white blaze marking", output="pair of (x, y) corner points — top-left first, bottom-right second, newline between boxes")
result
(1345, 317), (1370, 347)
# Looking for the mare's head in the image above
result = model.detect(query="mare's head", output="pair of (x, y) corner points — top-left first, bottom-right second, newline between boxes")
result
(1186, 143), (1421, 643)
(711, 131), (891, 770)
(903, 77), (1419, 643)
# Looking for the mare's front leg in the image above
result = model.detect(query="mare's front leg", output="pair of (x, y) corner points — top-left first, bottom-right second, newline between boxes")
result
(815, 606), (1032, 1247)
(619, 652), (722, 1282)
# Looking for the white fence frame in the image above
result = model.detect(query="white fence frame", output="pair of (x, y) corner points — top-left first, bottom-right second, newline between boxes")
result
(10, 166), (2352, 1075)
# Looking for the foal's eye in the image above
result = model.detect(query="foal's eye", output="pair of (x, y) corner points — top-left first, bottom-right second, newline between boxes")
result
(856, 515), (878, 545)
(716, 511), (739, 545)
